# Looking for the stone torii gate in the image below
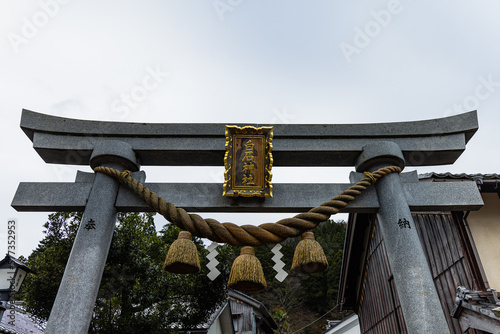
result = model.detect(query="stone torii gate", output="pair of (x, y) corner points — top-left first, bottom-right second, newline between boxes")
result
(13, 109), (482, 334)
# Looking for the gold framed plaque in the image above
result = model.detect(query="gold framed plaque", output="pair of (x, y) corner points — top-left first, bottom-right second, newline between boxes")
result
(223, 125), (273, 197)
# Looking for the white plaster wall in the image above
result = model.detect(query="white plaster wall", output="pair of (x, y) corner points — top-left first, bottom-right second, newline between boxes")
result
(468, 193), (500, 290)
(207, 318), (222, 334)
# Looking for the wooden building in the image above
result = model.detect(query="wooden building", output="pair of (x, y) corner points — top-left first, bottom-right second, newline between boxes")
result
(339, 173), (500, 334)
(228, 289), (277, 334)
(177, 302), (234, 334)
(324, 313), (360, 334)
(176, 290), (276, 334)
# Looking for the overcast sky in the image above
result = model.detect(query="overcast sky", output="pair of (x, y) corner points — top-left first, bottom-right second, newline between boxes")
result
(1, 1), (499, 257)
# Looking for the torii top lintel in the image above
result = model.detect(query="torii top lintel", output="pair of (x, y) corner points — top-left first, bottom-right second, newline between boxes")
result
(20, 109), (478, 167)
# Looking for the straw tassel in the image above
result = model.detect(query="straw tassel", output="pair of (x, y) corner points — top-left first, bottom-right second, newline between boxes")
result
(228, 246), (266, 292)
(291, 231), (328, 274)
(163, 231), (201, 274)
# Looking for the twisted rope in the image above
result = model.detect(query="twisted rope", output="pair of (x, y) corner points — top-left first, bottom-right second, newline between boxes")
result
(94, 166), (401, 246)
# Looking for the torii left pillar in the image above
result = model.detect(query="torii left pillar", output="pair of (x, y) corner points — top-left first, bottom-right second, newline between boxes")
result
(44, 140), (139, 334)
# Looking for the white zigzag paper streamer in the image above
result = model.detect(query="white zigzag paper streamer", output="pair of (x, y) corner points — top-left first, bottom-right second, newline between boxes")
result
(271, 244), (288, 282)
(206, 242), (220, 281)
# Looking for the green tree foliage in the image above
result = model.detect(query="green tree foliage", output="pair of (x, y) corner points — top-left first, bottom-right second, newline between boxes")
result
(21, 212), (227, 333)
(21, 212), (80, 320)
(22, 213), (346, 334)
(301, 219), (346, 313)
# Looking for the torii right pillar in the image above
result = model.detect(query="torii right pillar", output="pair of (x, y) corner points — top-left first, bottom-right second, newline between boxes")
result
(356, 141), (450, 334)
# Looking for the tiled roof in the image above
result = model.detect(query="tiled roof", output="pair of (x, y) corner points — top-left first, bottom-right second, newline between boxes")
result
(0, 303), (45, 334)
(0, 255), (33, 274)
(419, 172), (500, 192)
(419, 172), (500, 180)
(452, 286), (500, 332)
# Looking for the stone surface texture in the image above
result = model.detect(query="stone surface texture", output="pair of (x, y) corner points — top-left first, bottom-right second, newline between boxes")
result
(44, 142), (139, 334)
(21, 109), (477, 166)
(14, 110), (482, 334)
(356, 142), (450, 334)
